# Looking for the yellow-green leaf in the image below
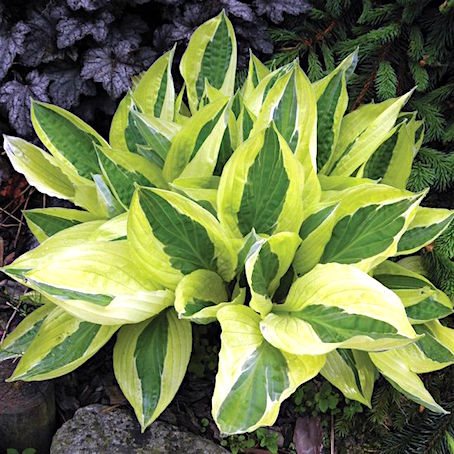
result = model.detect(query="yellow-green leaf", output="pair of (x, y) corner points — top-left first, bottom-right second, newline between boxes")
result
(8, 307), (118, 381)
(321, 350), (375, 407)
(260, 263), (417, 356)
(217, 125), (305, 238)
(180, 11), (237, 113)
(113, 309), (191, 431)
(0, 304), (54, 362)
(212, 305), (325, 435)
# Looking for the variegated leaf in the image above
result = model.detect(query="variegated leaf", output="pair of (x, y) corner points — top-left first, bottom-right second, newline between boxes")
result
(0, 304), (54, 362)
(170, 176), (219, 214)
(129, 110), (180, 167)
(180, 288), (246, 325)
(218, 125), (305, 238)
(4, 135), (76, 200)
(110, 93), (133, 152)
(109, 50), (176, 152)
(24, 208), (98, 243)
(313, 52), (357, 173)
(180, 11), (236, 113)
(174, 84), (191, 124)
(174, 269), (228, 320)
(294, 184), (424, 275)
(244, 62), (295, 116)
(31, 100), (109, 183)
(128, 187), (237, 290)
(3, 241), (172, 325)
(373, 260), (453, 323)
(369, 321), (454, 414)
(319, 193), (421, 267)
(212, 305), (325, 435)
(3, 136), (102, 215)
(245, 232), (301, 316)
(133, 46), (175, 120)
(92, 173), (124, 218)
(235, 101), (256, 146)
(7, 215), (126, 277)
(364, 115), (423, 189)
(252, 64), (320, 208)
(96, 148), (159, 209)
(242, 52), (270, 101)
(163, 98), (229, 182)
(260, 263), (417, 356)
(396, 207), (454, 255)
(113, 309), (191, 431)
(8, 307), (118, 381)
(318, 175), (376, 191)
(321, 349), (375, 407)
(329, 91), (414, 176)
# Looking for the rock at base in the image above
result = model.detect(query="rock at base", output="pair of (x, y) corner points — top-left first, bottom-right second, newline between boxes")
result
(51, 404), (228, 454)
(0, 359), (56, 454)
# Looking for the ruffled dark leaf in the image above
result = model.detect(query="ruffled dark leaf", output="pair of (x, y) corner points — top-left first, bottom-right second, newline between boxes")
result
(20, 7), (69, 66)
(254, 0), (311, 23)
(221, 0), (256, 21)
(0, 70), (49, 136)
(45, 61), (96, 109)
(66, 0), (111, 11)
(73, 91), (116, 124)
(80, 14), (154, 98)
(56, 11), (114, 48)
(0, 21), (29, 81)
(81, 44), (155, 98)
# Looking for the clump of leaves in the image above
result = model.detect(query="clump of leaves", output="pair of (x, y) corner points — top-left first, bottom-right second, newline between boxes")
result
(220, 428), (279, 454)
(1, 11), (454, 437)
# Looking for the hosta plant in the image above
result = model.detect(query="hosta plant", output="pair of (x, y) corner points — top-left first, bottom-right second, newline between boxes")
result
(1, 11), (454, 435)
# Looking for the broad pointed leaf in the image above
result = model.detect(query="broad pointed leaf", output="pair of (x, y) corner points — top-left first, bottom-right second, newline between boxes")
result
(180, 11), (237, 113)
(294, 184), (424, 275)
(163, 98), (229, 182)
(212, 305), (325, 435)
(128, 187), (237, 289)
(24, 208), (98, 243)
(3, 241), (170, 325)
(373, 260), (453, 323)
(174, 269), (228, 320)
(31, 100), (108, 182)
(218, 125), (305, 238)
(330, 91), (414, 176)
(0, 304), (54, 362)
(369, 326), (452, 414)
(396, 207), (453, 255)
(321, 349), (375, 407)
(113, 309), (191, 431)
(4, 136), (75, 201)
(313, 52), (357, 173)
(260, 263), (417, 356)
(245, 232), (301, 316)
(242, 52), (270, 100)
(133, 46), (175, 121)
(8, 307), (118, 381)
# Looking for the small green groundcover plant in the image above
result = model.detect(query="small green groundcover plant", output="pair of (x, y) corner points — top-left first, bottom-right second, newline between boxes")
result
(1, 11), (453, 436)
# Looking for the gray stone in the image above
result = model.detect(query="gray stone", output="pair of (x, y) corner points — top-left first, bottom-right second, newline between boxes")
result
(51, 404), (228, 454)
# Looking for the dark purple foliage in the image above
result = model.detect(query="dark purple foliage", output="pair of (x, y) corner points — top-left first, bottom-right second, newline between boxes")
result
(45, 62), (96, 109)
(254, 0), (311, 23)
(0, 71), (49, 136)
(0, 0), (311, 138)
(0, 21), (29, 81)
(56, 11), (114, 48)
